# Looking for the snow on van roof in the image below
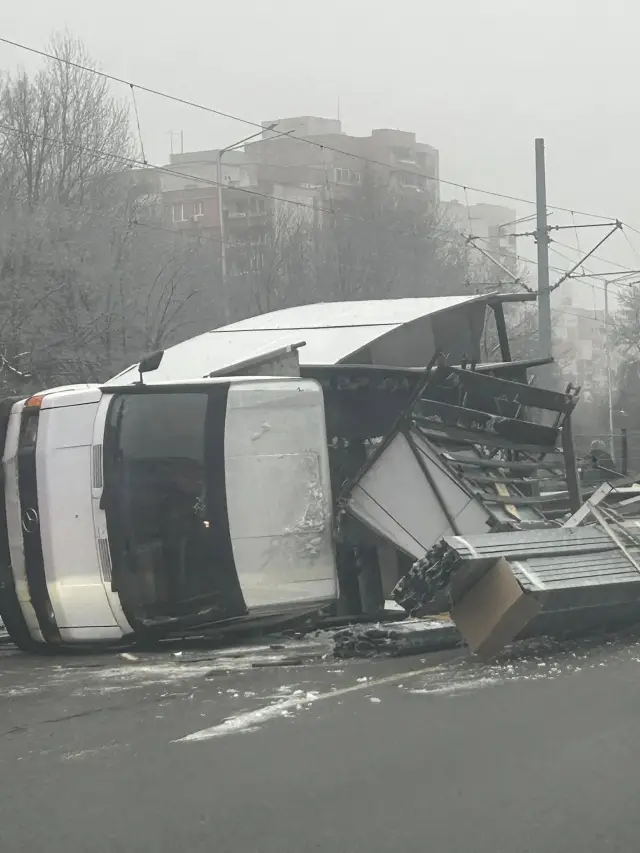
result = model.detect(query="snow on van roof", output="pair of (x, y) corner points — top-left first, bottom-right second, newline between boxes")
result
(106, 294), (490, 385)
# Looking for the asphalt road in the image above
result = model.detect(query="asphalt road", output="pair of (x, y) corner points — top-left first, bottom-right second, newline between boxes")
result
(2, 632), (640, 852)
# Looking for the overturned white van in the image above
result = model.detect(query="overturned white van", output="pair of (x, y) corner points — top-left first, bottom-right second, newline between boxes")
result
(0, 374), (337, 650)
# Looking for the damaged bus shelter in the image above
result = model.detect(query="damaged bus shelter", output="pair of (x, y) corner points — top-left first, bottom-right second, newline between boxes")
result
(75, 294), (640, 652)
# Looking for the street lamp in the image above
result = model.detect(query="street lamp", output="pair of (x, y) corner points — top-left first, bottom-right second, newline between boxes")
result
(604, 279), (614, 458)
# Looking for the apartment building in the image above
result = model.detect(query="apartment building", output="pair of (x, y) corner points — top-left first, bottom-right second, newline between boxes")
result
(553, 299), (608, 395)
(246, 116), (440, 202)
(145, 116), (439, 239)
(443, 200), (518, 273)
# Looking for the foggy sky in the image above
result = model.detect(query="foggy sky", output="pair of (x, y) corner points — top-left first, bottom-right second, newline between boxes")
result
(3, 0), (639, 308)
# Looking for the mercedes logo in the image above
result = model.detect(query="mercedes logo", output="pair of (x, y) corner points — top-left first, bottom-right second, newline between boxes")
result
(21, 507), (39, 534)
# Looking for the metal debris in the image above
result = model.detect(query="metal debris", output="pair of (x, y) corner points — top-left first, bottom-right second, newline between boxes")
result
(394, 520), (640, 658)
(333, 618), (460, 659)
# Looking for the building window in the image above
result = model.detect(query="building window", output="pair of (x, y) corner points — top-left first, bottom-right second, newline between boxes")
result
(400, 172), (426, 189)
(392, 146), (414, 162)
(172, 203), (186, 223)
(192, 201), (204, 219)
(335, 168), (362, 185)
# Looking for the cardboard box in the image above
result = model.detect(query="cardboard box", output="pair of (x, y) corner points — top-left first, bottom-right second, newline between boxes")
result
(450, 557), (542, 658)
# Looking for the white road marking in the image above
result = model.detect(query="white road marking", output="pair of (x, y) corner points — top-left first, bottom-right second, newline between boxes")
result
(409, 675), (504, 695)
(174, 664), (443, 743)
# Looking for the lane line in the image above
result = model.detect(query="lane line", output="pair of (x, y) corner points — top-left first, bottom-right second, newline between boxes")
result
(174, 663), (447, 743)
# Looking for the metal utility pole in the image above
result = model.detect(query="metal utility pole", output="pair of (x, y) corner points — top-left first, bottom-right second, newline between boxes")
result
(216, 151), (228, 286)
(604, 279), (615, 459)
(535, 138), (552, 359)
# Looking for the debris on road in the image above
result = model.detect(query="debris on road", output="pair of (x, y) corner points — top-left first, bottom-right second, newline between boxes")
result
(333, 618), (460, 658)
(392, 508), (640, 658)
(5, 293), (640, 661)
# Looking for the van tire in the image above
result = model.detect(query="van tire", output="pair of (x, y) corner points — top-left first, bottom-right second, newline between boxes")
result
(2, 613), (54, 654)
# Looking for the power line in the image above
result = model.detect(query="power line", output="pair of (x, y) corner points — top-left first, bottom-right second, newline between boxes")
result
(474, 231), (639, 295)
(622, 227), (640, 267)
(0, 121), (339, 219)
(547, 245), (611, 297)
(551, 235), (636, 273)
(0, 184), (248, 250)
(621, 221), (640, 240)
(471, 234), (640, 309)
(0, 34), (617, 222)
(2, 61), (639, 309)
(548, 240), (640, 298)
(470, 234), (591, 280)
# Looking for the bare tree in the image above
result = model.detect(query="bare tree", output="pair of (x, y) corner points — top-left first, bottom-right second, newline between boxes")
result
(225, 209), (316, 320)
(0, 33), (131, 208)
(0, 33), (221, 393)
(311, 169), (496, 303)
(613, 283), (640, 359)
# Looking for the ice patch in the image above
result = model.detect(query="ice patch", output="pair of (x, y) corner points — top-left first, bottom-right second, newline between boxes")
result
(2, 686), (40, 697)
(62, 743), (122, 761)
(409, 676), (505, 696)
(175, 695), (317, 741)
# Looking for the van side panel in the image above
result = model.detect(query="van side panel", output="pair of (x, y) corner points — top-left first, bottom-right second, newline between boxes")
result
(37, 403), (122, 640)
(90, 395), (133, 636)
(224, 379), (337, 612)
(3, 402), (44, 642)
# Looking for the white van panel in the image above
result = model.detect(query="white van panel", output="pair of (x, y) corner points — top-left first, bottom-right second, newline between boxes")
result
(226, 453), (325, 539)
(37, 404), (122, 638)
(225, 379), (337, 611)
(37, 385), (102, 408)
(3, 401), (44, 642)
(90, 394), (133, 636)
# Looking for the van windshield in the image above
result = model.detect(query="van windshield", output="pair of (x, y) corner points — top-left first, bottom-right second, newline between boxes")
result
(102, 389), (245, 627)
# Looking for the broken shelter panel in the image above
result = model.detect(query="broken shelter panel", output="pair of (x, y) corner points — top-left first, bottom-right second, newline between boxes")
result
(439, 447), (548, 526)
(107, 294), (491, 385)
(347, 301), (486, 367)
(345, 428), (494, 560)
(224, 380), (337, 612)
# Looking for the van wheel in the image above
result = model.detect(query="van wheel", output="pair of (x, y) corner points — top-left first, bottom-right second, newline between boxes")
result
(2, 617), (54, 654)
(5, 633), (52, 654)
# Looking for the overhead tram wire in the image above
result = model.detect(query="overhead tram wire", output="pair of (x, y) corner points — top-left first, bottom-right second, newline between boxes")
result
(472, 234), (636, 309)
(0, 121), (350, 221)
(551, 235), (640, 273)
(0, 34), (619, 223)
(0, 185), (246, 250)
(4, 38), (640, 315)
(9, 117), (625, 286)
(548, 242), (640, 293)
(571, 209), (597, 312)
